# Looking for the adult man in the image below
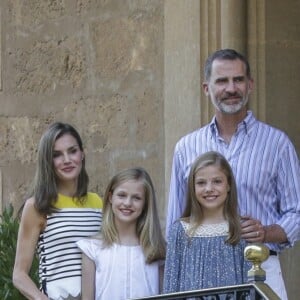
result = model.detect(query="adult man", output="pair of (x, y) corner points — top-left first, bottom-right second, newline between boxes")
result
(166, 49), (300, 299)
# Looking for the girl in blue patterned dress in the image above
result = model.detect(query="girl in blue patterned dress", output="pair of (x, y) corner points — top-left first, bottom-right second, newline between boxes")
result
(163, 151), (251, 293)
(13, 122), (103, 300)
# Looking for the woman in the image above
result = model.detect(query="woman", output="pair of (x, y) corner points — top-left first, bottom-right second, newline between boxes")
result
(13, 122), (103, 300)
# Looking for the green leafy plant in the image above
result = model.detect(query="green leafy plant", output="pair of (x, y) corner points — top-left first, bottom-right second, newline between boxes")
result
(0, 204), (39, 300)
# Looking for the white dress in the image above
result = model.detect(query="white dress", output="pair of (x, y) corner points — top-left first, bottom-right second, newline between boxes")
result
(77, 238), (161, 300)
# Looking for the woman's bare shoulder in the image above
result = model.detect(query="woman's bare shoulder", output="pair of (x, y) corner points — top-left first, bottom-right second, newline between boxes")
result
(21, 197), (46, 230)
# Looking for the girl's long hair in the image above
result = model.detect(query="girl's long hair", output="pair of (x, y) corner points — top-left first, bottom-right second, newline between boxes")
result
(28, 122), (89, 215)
(101, 167), (166, 263)
(182, 151), (241, 245)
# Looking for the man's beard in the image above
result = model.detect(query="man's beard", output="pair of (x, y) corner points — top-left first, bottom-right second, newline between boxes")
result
(212, 92), (249, 114)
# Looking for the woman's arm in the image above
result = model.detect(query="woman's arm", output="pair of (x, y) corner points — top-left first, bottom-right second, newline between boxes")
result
(13, 198), (48, 300)
(81, 252), (96, 300)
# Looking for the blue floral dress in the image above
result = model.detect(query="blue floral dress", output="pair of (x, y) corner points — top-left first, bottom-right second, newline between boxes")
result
(163, 221), (251, 293)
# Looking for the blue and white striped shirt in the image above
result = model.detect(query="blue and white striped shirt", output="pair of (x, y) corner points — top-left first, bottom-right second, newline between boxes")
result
(166, 111), (300, 252)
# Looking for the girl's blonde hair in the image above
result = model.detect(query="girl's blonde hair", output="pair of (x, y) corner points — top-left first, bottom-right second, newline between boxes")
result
(101, 167), (165, 263)
(182, 151), (241, 245)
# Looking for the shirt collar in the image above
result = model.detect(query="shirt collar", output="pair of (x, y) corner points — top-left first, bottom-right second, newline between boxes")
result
(209, 110), (256, 137)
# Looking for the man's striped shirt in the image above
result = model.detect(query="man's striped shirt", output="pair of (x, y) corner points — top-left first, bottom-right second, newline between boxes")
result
(166, 111), (300, 252)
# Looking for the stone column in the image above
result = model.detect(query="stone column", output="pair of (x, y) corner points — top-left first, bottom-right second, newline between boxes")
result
(220, 0), (247, 54)
(247, 0), (266, 121)
(199, 0), (221, 125)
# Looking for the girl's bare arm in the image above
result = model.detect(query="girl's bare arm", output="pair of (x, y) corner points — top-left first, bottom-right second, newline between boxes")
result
(81, 253), (96, 300)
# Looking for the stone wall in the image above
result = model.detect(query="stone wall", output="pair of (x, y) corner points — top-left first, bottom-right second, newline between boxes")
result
(0, 0), (165, 220)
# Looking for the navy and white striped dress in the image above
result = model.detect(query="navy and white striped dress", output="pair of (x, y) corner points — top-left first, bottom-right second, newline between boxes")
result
(37, 192), (102, 300)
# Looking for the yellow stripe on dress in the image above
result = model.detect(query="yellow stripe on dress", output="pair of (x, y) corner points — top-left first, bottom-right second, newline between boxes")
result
(54, 192), (103, 209)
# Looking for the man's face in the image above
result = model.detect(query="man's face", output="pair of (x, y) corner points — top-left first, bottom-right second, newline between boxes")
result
(203, 59), (253, 115)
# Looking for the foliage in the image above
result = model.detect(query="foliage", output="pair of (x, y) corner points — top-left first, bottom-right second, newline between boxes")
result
(0, 204), (39, 300)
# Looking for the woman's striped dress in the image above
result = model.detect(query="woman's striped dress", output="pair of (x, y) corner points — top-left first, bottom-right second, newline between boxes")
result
(37, 192), (102, 300)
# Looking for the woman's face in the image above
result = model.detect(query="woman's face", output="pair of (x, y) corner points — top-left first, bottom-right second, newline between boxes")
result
(53, 133), (84, 184)
(194, 165), (230, 217)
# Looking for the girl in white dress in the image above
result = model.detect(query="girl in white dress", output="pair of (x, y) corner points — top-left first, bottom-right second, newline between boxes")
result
(77, 167), (166, 300)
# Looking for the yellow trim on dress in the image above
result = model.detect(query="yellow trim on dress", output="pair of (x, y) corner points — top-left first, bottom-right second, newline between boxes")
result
(54, 192), (103, 209)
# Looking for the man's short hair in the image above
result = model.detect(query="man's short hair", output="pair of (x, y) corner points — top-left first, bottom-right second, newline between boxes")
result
(204, 49), (251, 81)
